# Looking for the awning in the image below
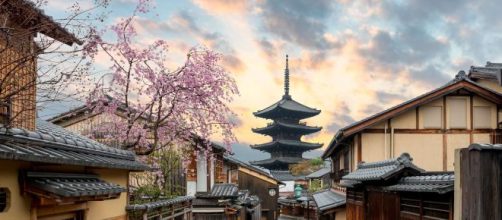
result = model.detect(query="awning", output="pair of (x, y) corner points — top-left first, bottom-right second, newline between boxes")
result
(23, 172), (125, 201)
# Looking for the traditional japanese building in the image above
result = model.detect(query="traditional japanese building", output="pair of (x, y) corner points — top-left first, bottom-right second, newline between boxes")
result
(251, 55), (323, 171)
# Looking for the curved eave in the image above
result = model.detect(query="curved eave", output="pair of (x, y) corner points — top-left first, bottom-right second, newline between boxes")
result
(250, 157), (305, 167)
(252, 122), (322, 136)
(253, 98), (321, 120)
(251, 140), (323, 152)
(253, 107), (320, 119)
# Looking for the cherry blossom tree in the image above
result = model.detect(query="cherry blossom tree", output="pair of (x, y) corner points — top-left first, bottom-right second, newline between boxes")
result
(83, 0), (239, 160)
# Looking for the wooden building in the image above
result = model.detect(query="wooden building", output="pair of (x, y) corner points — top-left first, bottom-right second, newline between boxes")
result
(0, 0), (81, 131)
(323, 69), (502, 185)
(224, 155), (282, 219)
(51, 97), (191, 195)
(251, 55), (323, 171)
(455, 143), (502, 220)
(185, 142), (229, 196)
(312, 189), (346, 220)
(192, 183), (261, 220)
(306, 167), (331, 190)
(0, 1), (150, 219)
(341, 153), (454, 220)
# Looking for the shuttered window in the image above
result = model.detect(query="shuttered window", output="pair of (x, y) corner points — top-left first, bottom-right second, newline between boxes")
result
(0, 188), (8, 212)
(473, 106), (492, 129)
(449, 98), (467, 129)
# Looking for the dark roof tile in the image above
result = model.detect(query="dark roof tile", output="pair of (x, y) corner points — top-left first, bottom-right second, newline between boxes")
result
(197, 184), (239, 199)
(0, 120), (148, 170)
(254, 96), (321, 119)
(25, 172), (125, 198)
(340, 153), (423, 187)
(384, 172), (454, 194)
(270, 170), (306, 181)
(126, 196), (195, 211)
(306, 167), (331, 179)
(312, 189), (346, 211)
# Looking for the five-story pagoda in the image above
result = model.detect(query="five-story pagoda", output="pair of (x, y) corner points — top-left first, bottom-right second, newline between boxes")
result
(250, 55), (323, 171)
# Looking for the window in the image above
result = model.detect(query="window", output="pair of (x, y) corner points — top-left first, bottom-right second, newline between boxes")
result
(339, 153), (344, 170)
(473, 106), (492, 129)
(400, 193), (450, 220)
(422, 106), (442, 128)
(343, 151), (350, 172)
(0, 188), (8, 212)
(228, 169), (238, 184)
(449, 98), (467, 129)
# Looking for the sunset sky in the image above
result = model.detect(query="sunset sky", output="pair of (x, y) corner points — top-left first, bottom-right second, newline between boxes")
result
(39, 0), (502, 162)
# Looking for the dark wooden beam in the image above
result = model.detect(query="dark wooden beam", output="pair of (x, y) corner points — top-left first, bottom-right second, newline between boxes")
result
(416, 107), (419, 129)
(470, 95), (474, 143)
(357, 134), (362, 163)
(443, 96), (448, 171)
(362, 128), (495, 134)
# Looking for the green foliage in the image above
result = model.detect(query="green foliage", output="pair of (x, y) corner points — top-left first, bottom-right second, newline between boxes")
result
(130, 147), (185, 204)
(308, 179), (328, 193)
(290, 157), (325, 176)
(309, 157), (324, 166)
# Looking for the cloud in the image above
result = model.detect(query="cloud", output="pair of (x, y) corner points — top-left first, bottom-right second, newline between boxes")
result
(257, 0), (337, 49)
(326, 102), (355, 133)
(191, 0), (248, 15)
(134, 11), (247, 73)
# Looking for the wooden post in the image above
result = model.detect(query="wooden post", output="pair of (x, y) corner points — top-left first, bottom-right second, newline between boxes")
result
(459, 146), (502, 219)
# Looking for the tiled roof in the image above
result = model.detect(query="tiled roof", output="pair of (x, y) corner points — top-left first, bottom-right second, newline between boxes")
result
(25, 172), (125, 198)
(252, 121), (321, 136)
(384, 172), (454, 194)
(6, 0), (81, 45)
(306, 167), (331, 179)
(468, 62), (502, 83)
(251, 139), (323, 152)
(197, 184), (239, 199)
(223, 155), (281, 183)
(323, 71), (502, 159)
(340, 153), (423, 187)
(270, 170), (306, 181)
(251, 157), (305, 168)
(126, 196), (195, 211)
(254, 96), (321, 119)
(0, 120), (148, 170)
(468, 143), (502, 151)
(312, 189), (346, 211)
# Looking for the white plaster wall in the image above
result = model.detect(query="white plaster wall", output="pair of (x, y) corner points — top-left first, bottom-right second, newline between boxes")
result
(187, 181), (197, 196)
(280, 181), (295, 192)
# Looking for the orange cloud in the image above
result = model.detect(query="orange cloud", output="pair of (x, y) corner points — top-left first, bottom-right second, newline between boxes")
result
(192, 0), (248, 15)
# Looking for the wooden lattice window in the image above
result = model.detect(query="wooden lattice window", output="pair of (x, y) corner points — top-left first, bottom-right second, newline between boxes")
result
(0, 188), (9, 212)
(214, 155), (225, 183)
(346, 189), (364, 205)
(400, 193), (451, 220)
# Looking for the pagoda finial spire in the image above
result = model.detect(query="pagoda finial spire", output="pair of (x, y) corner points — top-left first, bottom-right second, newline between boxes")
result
(284, 54), (290, 98)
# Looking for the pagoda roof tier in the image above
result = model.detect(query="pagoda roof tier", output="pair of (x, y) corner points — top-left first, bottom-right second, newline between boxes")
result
(250, 157), (305, 170)
(252, 121), (321, 136)
(251, 139), (323, 152)
(253, 96), (321, 120)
